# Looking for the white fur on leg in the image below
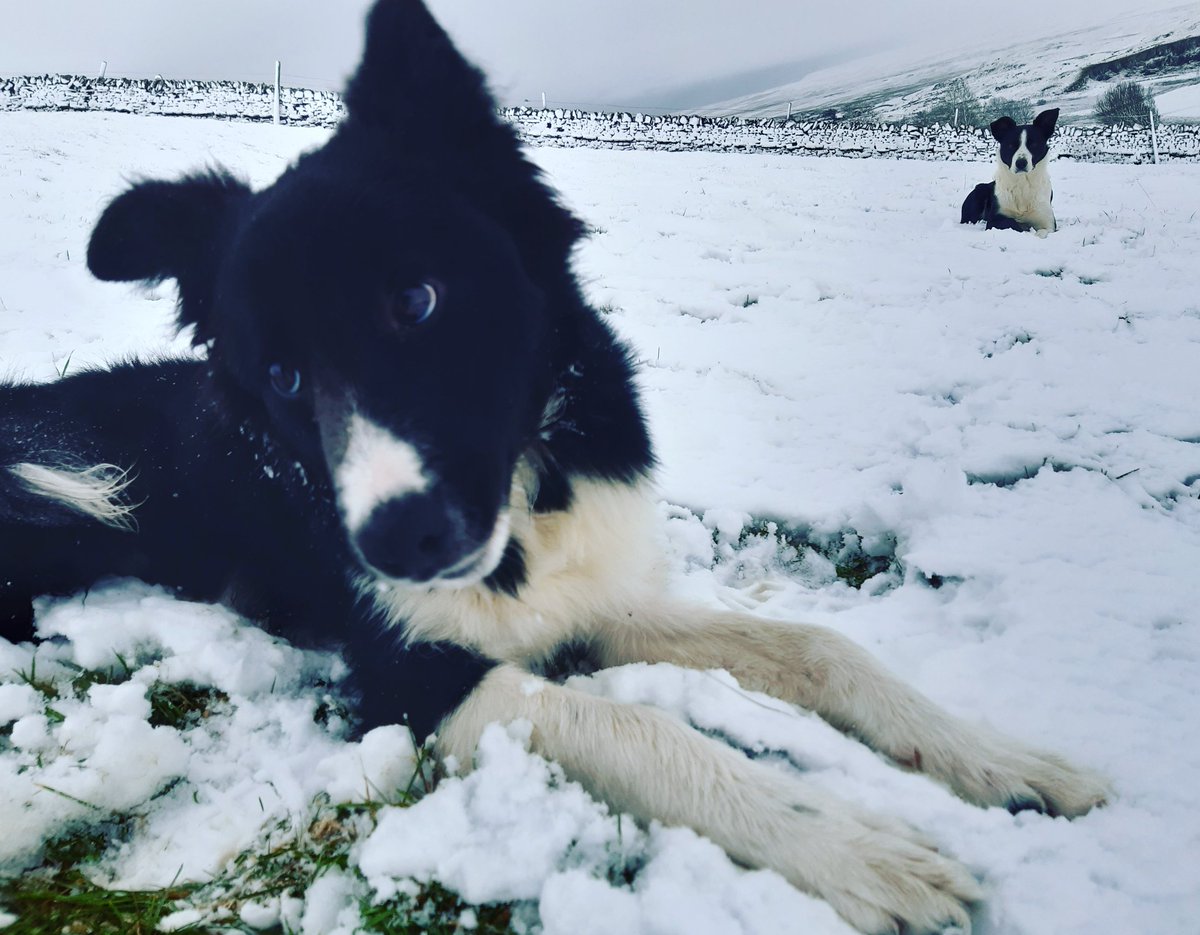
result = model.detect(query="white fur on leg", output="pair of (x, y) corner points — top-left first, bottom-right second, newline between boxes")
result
(10, 462), (136, 530)
(438, 665), (982, 935)
(596, 605), (1110, 818)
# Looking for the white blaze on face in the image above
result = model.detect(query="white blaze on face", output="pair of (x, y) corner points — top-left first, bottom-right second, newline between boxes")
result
(335, 413), (428, 533)
(1011, 129), (1033, 172)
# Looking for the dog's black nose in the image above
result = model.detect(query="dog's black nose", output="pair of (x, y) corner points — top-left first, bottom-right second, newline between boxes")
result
(354, 492), (467, 582)
(1015, 157), (1028, 171)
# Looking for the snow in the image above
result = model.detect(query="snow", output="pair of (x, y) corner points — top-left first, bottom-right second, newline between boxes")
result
(2, 110), (1200, 933)
(506, 110), (1200, 163)
(703, 3), (1200, 122)
(1158, 83), (1200, 119)
(359, 722), (636, 905)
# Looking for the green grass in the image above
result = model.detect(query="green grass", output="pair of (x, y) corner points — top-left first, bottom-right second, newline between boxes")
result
(831, 550), (895, 589)
(0, 868), (198, 935)
(726, 517), (900, 589)
(12, 657), (228, 733)
(0, 787), (524, 935)
(0, 661), (521, 935)
(1, 819), (196, 935)
(359, 883), (517, 935)
(146, 682), (228, 730)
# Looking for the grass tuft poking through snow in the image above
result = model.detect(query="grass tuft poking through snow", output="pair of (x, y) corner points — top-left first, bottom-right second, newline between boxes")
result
(0, 787), (527, 935)
(0, 640), (527, 935)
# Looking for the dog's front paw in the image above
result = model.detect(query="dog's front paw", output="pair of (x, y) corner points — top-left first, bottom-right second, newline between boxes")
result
(751, 787), (981, 934)
(718, 580), (785, 611)
(808, 817), (982, 935)
(924, 730), (1110, 818)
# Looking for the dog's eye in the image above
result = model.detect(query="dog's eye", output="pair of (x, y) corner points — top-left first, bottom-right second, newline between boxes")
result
(268, 363), (303, 399)
(397, 281), (440, 326)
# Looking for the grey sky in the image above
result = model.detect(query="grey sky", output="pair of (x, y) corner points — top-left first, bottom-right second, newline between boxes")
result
(0, 0), (1190, 111)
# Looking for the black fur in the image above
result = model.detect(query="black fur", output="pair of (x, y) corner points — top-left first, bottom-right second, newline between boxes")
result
(1, 0), (653, 739)
(529, 639), (602, 683)
(482, 539), (528, 598)
(960, 181), (995, 226)
(959, 180), (1033, 231)
(0, 360), (488, 737)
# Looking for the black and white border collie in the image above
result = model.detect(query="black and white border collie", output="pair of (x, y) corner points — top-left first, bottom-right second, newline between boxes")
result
(0, 5), (1106, 931)
(961, 108), (1059, 233)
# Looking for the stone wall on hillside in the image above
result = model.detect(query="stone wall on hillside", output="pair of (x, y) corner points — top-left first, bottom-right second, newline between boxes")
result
(3, 75), (1196, 163)
(0, 75), (344, 126)
(505, 108), (1200, 163)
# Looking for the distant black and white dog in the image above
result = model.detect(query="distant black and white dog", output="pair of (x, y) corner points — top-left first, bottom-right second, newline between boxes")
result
(961, 108), (1059, 233)
(1, 5), (1106, 932)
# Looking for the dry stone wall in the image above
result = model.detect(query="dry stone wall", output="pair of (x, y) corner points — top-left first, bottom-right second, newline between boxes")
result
(3, 76), (1196, 163)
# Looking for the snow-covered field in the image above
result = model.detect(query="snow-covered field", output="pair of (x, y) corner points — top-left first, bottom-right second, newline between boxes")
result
(1159, 83), (1200, 120)
(2, 111), (1200, 934)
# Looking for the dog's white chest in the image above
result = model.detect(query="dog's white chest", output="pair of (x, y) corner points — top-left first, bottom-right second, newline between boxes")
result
(371, 478), (663, 663)
(995, 160), (1055, 232)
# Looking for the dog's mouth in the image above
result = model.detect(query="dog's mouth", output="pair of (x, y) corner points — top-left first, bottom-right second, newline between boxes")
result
(417, 509), (512, 590)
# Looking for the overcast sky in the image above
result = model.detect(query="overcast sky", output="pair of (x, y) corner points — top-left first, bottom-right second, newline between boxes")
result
(0, 0), (1190, 111)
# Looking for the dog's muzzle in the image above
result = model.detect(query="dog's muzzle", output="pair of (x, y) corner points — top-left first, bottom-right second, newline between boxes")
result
(355, 489), (467, 582)
(353, 490), (509, 587)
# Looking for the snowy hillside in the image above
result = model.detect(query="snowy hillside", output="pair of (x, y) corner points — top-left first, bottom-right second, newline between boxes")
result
(2, 111), (1200, 934)
(704, 4), (1200, 122)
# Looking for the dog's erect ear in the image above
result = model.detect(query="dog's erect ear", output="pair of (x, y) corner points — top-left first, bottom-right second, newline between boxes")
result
(87, 172), (250, 342)
(343, 0), (494, 136)
(990, 116), (1016, 141)
(1033, 108), (1060, 137)
(342, 0), (584, 287)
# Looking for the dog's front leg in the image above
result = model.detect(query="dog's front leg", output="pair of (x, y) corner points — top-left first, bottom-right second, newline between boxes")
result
(437, 664), (980, 935)
(597, 607), (1109, 817)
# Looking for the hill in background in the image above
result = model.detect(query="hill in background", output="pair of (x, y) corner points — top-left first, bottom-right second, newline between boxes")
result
(700, 4), (1200, 123)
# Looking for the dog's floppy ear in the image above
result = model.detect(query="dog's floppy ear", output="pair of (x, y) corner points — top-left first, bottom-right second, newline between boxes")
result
(343, 0), (584, 282)
(87, 172), (250, 342)
(990, 116), (1016, 141)
(1033, 108), (1060, 137)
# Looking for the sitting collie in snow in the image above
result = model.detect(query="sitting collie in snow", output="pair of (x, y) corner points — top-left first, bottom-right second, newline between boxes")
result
(961, 108), (1060, 233)
(0, 5), (1105, 932)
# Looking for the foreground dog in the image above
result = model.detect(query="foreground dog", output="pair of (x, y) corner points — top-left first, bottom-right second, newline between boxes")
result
(0, 4), (1107, 931)
(961, 108), (1059, 232)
